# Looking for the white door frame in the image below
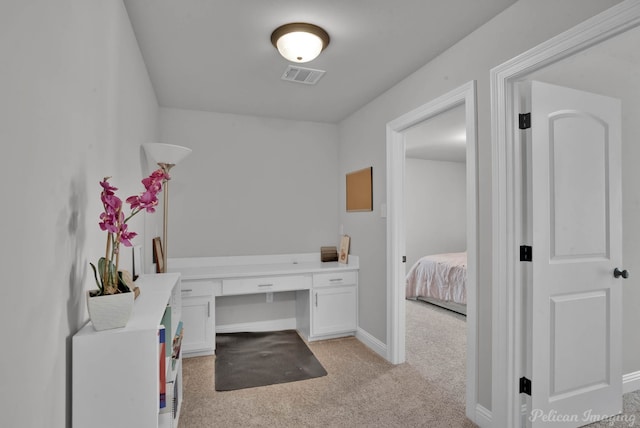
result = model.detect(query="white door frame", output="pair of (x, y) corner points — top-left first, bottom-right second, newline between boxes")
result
(490, 2), (640, 427)
(386, 80), (479, 421)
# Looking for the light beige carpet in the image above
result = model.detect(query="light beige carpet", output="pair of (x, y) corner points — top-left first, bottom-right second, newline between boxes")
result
(405, 299), (467, 410)
(582, 392), (640, 427)
(179, 299), (475, 427)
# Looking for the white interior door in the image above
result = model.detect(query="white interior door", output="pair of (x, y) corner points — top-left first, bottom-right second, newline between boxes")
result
(527, 81), (623, 427)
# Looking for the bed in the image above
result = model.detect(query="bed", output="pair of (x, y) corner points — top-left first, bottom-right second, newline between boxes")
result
(405, 251), (467, 315)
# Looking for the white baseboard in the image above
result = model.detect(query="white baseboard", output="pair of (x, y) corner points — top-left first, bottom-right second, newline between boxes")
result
(474, 404), (492, 427)
(355, 327), (387, 359)
(623, 370), (640, 394)
(216, 318), (297, 334)
(183, 349), (215, 358)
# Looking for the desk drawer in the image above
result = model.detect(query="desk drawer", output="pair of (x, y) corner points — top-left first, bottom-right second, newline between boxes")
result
(181, 279), (219, 297)
(221, 275), (311, 296)
(313, 271), (358, 288)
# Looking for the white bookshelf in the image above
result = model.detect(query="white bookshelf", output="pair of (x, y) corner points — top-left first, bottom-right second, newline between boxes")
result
(73, 273), (183, 428)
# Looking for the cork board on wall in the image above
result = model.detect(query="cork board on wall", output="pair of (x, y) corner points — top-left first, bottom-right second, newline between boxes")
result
(346, 167), (372, 212)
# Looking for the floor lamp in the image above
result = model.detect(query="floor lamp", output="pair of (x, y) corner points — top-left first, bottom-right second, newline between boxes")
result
(143, 143), (192, 272)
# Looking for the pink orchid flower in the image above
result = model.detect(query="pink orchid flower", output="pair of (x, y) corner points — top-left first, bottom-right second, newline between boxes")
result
(118, 223), (138, 247)
(94, 169), (167, 295)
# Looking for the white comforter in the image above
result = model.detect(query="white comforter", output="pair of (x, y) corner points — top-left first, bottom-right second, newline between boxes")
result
(405, 252), (467, 304)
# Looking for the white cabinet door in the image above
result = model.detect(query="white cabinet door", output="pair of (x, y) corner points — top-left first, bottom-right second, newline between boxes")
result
(312, 286), (357, 337)
(181, 296), (215, 355)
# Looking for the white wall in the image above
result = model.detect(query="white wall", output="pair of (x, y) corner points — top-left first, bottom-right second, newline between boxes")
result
(337, 0), (621, 411)
(0, 2), (159, 427)
(405, 159), (466, 269)
(159, 107), (340, 258)
(159, 108), (340, 326)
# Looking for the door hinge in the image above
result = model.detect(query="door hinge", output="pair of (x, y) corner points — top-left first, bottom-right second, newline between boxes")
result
(520, 377), (532, 395)
(402, 256), (406, 263)
(519, 113), (531, 130)
(520, 245), (532, 262)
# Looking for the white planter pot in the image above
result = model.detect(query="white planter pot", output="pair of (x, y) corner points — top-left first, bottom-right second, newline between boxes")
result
(87, 290), (134, 331)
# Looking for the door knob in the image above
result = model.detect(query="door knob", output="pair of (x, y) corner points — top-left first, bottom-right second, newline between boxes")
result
(614, 268), (629, 279)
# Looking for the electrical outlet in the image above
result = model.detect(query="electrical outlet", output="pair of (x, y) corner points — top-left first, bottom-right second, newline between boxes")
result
(266, 292), (273, 303)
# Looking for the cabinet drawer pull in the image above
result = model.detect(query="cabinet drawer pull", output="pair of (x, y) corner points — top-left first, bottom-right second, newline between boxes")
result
(315, 292), (318, 307)
(258, 283), (273, 287)
(329, 278), (342, 282)
(182, 289), (193, 292)
(208, 301), (211, 318)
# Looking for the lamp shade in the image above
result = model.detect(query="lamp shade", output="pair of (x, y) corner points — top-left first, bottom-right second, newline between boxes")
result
(143, 143), (192, 165)
(271, 23), (329, 63)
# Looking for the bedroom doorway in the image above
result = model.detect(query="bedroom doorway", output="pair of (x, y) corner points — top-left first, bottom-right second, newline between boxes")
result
(386, 81), (479, 422)
(404, 103), (468, 312)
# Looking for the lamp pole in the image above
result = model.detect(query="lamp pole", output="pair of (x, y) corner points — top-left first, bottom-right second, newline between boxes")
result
(158, 162), (175, 272)
(143, 142), (192, 274)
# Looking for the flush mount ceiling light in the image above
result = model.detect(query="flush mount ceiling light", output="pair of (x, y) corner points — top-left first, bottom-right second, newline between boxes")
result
(271, 22), (330, 63)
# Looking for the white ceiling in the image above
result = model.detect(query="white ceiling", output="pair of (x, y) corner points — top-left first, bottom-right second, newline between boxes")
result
(123, 0), (516, 124)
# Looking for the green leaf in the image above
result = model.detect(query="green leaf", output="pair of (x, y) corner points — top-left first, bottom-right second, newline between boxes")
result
(89, 262), (103, 295)
(117, 271), (132, 293)
(97, 257), (118, 292)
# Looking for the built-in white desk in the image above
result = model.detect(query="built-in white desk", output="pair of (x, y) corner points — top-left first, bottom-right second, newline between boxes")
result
(168, 253), (359, 357)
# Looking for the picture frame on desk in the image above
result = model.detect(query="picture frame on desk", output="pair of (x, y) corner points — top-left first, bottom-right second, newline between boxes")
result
(132, 245), (142, 280)
(153, 237), (165, 273)
(339, 235), (350, 264)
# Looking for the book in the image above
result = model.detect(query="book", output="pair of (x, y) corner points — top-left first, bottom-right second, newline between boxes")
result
(159, 326), (166, 408)
(172, 321), (184, 370)
(161, 307), (172, 358)
(172, 377), (179, 419)
(159, 382), (173, 414)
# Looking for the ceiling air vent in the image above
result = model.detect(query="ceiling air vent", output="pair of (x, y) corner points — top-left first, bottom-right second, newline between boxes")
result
(281, 65), (326, 85)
